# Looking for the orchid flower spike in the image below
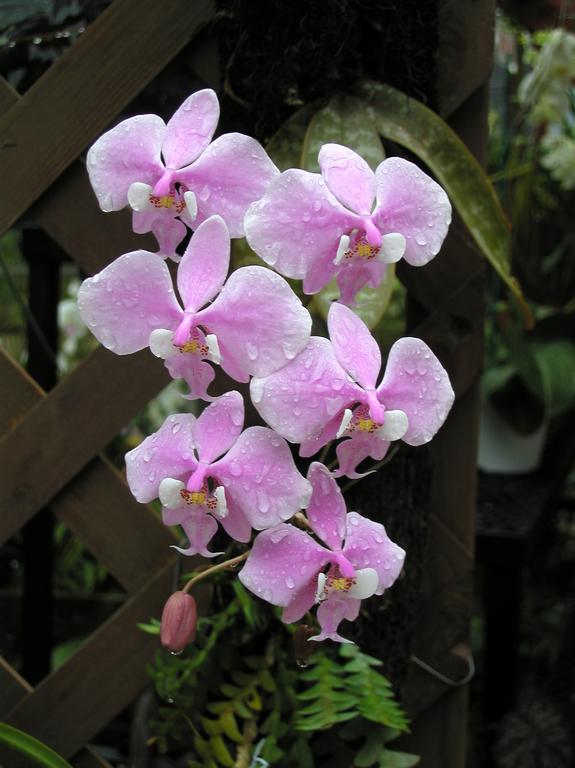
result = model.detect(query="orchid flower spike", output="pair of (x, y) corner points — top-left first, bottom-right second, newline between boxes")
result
(125, 391), (312, 557)
(239, 462), (405, 643)
(87, 88), (278, 261)
(78, 215), (311, 401)
(245, 144), (451, 305)
(251, 302), (454, 478)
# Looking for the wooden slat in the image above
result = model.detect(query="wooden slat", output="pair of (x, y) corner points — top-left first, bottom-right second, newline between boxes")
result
(55, 458), (175, 592)
(4, 560), (174, 758)
(0, 347), (174, 591)
(33, 160), (155, 275)
(0, 346), (169, 546)
(0, 0), (215, 237)
(0, 76), (18, 112)
(438, 0), (496, 118)
(0, 662), (111, 768)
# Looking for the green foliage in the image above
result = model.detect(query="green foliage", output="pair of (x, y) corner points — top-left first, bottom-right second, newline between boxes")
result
(145, 583), (413, 767)
(0, 723), (73, 768)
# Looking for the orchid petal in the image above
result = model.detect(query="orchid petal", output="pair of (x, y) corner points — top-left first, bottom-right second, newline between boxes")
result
(244, 169), (357, 279)
(377, 337), (454, 445)
(318, 144), (376, 215)
(213, 427), (312, 530)
(334, 433), (389, 479)
(335, 261), (381, 306)
(177, 215), (230, 313)
(163, 89), (220, 169)
(150, 216), (188, 262)
(217, 493), (252, 543)
(250, 337), (360, 444)
(310, 595), (360, 643)
(177, 133), (279, 237)
(306, 462), (346, 550)
(302, 251), (340, 295)
(328, 302), (381, 388)
(192, 391), (244, 463)
(282, 579), (319, 624)
(373, 157), (452, 267)
(198, 266), (311, 379)
(172, 509), (222, 558)
(239, 525), (330, 607)
(299, 411), (343, 459)
(125, 414), (197, 503)
(343, 512), (405, 594)
(87, 114), (165, 212)
(164, 352), (216, 401)
(77, 251), (182, 354)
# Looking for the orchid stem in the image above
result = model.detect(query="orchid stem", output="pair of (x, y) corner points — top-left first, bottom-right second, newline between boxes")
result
(182, 551), (249, 593)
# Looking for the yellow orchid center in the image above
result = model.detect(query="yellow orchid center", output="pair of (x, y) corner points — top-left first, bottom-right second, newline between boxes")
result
(344, 234), (380, 261)
(179, 338), (209, 355)
(149, 193), (186, 213)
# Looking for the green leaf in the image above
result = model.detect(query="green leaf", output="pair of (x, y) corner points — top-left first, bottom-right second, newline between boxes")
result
(220, 711), (243, 743)
(209, 735), (235, 767)
(0, 724), (73, 768)
(360, 81), (531, 324)
(302, 94), (386, 172)
(266, 103), (318, 171)
(529, 339), (575, 416)
(379, 750), (420, 767)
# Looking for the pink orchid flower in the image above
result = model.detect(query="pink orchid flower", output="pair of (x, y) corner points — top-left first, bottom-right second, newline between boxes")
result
(87, 88), (278, 261)
(251, 302), (454, 477)
(244, 144), (451, 305)
(78, 216), (311, 401)
(239, 462), (405, 642)
(126, 391), (312, 557)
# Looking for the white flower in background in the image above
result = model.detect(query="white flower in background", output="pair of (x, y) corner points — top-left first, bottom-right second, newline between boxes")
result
(518, 30), (575, 126)
(540, 131), (575, 191)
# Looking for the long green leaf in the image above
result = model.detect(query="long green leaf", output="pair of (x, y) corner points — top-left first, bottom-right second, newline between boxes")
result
(0, 723), (73, 768)
(359, 81), (531, 325)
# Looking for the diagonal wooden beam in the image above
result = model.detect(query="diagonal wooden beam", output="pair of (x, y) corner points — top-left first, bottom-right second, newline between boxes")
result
(0, 0), (215, 237)
(0, 347), (170, 550)
(2, 559), (199, 760)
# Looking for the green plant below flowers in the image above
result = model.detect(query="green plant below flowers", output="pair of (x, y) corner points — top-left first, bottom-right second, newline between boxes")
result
(141, 576), (417, 768)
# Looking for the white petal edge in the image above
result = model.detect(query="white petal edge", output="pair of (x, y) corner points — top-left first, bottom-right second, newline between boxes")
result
(149, 328), (176, 359)
(315, 572), (327, 602)
(336, 408), (353, 439)
(379, 232), (406, 264)
(377, 409), (409, 441)
(128, 182), (153, 212)
(159, 478), (185, 508)
(347, 567), (379, 599)
(184, 190), (198, 221)
(214, 486), (228, 518)
(206, 333), (221, 364)
(334, 234), (351, 265)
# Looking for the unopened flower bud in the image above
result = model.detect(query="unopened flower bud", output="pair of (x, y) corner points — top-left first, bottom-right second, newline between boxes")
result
(160, 591), (197, 653)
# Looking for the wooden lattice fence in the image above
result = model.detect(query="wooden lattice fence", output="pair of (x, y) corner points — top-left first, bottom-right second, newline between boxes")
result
(0, 1), (494, 765)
